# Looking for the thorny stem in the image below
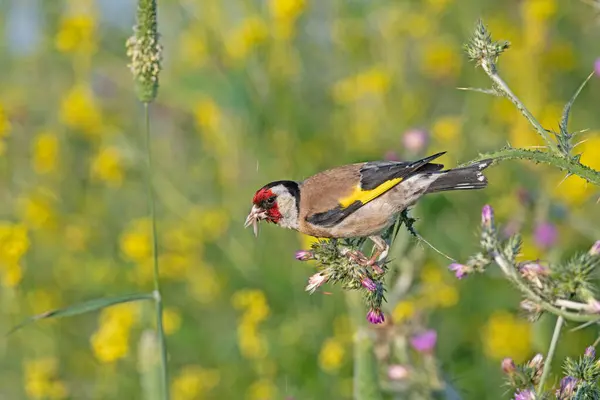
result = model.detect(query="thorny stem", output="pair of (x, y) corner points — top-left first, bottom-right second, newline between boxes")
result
(537, 313), (565, 395)
(480, 60), (560, 155)
(462, 147), (600, 187)
(492, 249), (600, 323)
(144, 103), (169, 399)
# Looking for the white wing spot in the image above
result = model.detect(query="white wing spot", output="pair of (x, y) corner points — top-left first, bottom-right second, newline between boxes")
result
(478, 175), (486, 182)
(478, 163), (488, 169)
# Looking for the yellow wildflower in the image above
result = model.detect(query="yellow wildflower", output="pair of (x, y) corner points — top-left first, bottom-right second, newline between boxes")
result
(194, 97), (221, 132)
(179, 28), (207, 68)
(55, 14), (97, 55)
(482, 311), (531, 362)
(522, 0), (557, 22)
(91, 303), (139, 363)
(170, 366), (220, 400)
(60, 84), (102, 137)
(120, 218), (151, 263)
(17, 192), (56, 230)
(319, 337), (346, 373)
(0, 103), (11, 155)
(32, 131), (59, 174)
(247, 379), (278, 400)
(269, 0), (306, 39)
(420, 38), (462, 80)
(225, 17), (269, 61)
(3, 263), (22, 288)
(0, 222), (29, 266)
(162, 307), (182, 336)
(432, 116), (462, 143)
(393, 301), (416, 323)
(91, 146), (124, 186)
(24, 358), (68, 399)
(187, 264), (221, 304)
(332, 67), (391, 104)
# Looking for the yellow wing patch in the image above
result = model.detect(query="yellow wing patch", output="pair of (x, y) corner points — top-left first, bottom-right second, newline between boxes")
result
(338, 177), (403, 208)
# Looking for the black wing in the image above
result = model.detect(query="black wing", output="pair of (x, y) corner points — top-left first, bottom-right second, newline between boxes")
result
(359, 152), (446, 190)
(305, 201), (363, 227)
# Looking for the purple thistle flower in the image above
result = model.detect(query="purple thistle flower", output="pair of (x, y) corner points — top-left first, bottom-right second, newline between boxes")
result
(361, 277), (377, 292)
(410, 330), (437, 353)
(295, 250), (314, 261)
(402, 128), (429, 153)
(501, 358), (516, 375)
(366, 308), (385, 324)
(533, 222), (558, 249)
(590, 240), (600, 256)
(585, 346), (596, 359)
(481, 205), (494, 229)
(448, 263), (470, 279)
(556, 376), (578, 400)
(514, 389), (535, 400)
(595, 58), (600, 77)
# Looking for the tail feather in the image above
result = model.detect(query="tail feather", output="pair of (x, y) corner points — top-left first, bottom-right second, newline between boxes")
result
(425, 159), (492, 194)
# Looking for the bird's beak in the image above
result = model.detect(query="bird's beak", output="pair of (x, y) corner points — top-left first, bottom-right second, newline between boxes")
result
(244, 205), (266, 237)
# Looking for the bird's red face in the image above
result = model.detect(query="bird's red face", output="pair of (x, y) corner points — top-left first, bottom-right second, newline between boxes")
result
(244, 187), (282, 236)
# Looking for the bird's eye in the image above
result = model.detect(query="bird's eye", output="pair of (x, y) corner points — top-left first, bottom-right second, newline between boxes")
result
(266, 196), (276, 205)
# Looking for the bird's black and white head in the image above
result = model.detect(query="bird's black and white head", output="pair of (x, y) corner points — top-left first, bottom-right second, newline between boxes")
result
(244, 180), (300, 236)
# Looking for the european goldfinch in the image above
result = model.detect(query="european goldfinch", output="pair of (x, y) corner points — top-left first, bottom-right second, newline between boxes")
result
(245, 152), (491, 265)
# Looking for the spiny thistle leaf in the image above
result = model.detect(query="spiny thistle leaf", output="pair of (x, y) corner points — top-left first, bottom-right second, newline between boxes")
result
(557, 72), (595, 157)
(7, 292), (154, 335)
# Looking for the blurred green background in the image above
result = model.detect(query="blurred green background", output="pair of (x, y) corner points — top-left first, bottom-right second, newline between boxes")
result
(1, 0), (600, 399)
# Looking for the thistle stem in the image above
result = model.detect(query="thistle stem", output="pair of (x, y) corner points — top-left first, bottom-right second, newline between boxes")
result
(537, 313), (565, 395)
(481, 60), (560, 155)
(143, 102), (169, 400)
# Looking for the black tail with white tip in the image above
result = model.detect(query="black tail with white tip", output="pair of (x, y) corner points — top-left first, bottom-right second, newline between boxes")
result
(425, 159), (492, 194)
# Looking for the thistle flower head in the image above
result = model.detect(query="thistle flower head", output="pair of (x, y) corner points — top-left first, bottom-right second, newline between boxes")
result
(556, 376), (578, 400)
(514, 389), (536, 400)
(361, 277), (377, 292)
(366, 308), (385, 324)
(126, 0), (162, 102)
(502, 358), (516, 375)
(410, 330), (437, 353)
(305, 273), (327, 294)
(449, 262), (470, 279)
(481, 204), (494, 229)
(590, 240), (600, 256)
(585, 346), (596, 359)
(464, 19), (510, 69)
(295, 250), (314, 261)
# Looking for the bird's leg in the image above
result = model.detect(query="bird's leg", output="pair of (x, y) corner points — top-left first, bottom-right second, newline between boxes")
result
(366, 235), (389, 274)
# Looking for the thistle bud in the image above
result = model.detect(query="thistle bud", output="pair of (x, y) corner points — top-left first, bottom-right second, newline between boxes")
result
(361, 277), (377, 292)
(501, 358), (516, 375)
(556, 376), (578, 400)
(585, 346), (596, 359)
(305, 273), (327, 294)
(448, 263), (470, 279)
(481, 205), (494, 230)
(126, 0), (162, 102)
(589, 240), (600, 256)
(295, 250), (314, 261)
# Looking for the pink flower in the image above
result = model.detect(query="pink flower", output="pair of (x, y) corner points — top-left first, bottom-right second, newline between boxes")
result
(410, 330), (437, 353)
(590, 240), (600, 256)
(361, 277), (377, 292)
(533, 222), (558, 249)
(514, 389), (535, 400)
(387, 365), (409, 380)
(366, 308), (385, 324)
(595, 58), (600, 77)
(305, 273), (327, 293)
(402, 128), (429, 153)
(295, 250), (314, 261)
(449, 263), (470, 279)
(501, 358), (516, 375)
(481, 205), (494, 229)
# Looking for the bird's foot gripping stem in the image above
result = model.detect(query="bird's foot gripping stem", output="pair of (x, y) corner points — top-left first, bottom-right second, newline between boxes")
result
(341, 236), (389, 275)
